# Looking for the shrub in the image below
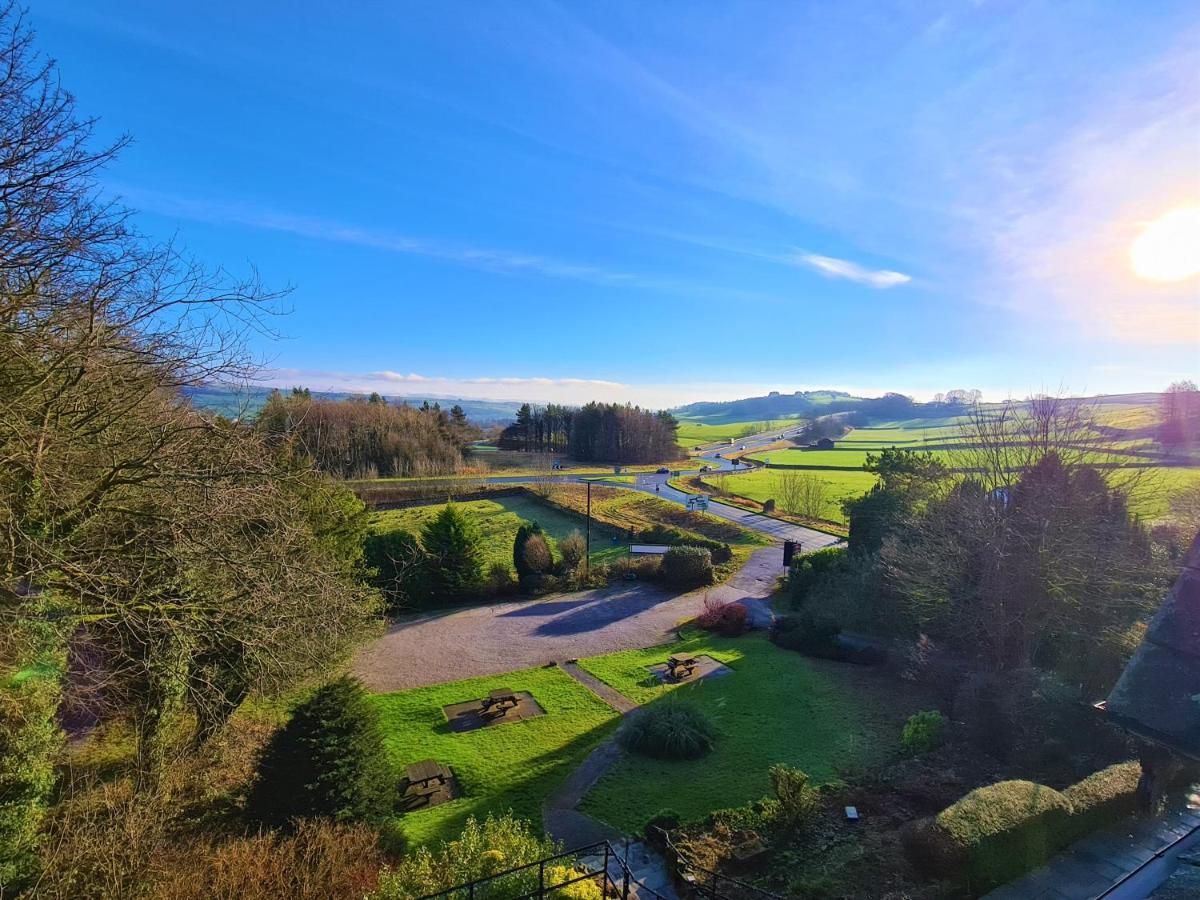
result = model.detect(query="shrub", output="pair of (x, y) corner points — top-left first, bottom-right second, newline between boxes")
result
(157, 819), (385, 900)
(559, 529), (587, 572)
(638, 525), (732, 564)
(788, 546), (847, 605)
(519, 532), (553, 578)
(513, 521), (545, 579)
(771, 613), (840, 657)
(618, 701), (717, 760)
(247, 677), (394, 827)
(903, 780), (1073, 892)
(484, 561), (518, 596)
(364, 529), (427, 611)
(1, 613), (65, 894)
(696, 596), (749, 636)
(1063, 761), (1141, 842)
(768, 764), (821, 827)
(609, 555), (662, 581)
(660, 546), (714, 588)
(373, 813), (564, 898)
(901, 710), (946, 756)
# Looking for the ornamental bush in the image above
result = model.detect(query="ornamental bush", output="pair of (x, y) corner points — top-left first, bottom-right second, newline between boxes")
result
(768, 764), (821, 827)
(619, 701), (717, 760)
(558, 530), (587, 572)
(660, 546), (714, 588)
(373, 813), (566, 899)
(696, 596), (749, 636)
(513, 521), (547, 578)
(901, 710), (947, 756)
(248, 677), (394, 827)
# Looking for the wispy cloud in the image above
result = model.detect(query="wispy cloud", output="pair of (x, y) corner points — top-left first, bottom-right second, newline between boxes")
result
(115, 186), (638, 286)
(793, 253), (912, 288)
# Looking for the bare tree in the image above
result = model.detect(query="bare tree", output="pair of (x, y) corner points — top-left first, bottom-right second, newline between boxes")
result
(776, 471), (831, 519)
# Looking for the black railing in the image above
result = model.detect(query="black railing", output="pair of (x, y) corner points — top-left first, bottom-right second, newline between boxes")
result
(417, 839), (672, 899)
(657, 830), (784, 900)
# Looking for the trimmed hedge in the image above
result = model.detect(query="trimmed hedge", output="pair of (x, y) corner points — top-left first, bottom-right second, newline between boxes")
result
(660, 546), (714, 588)
(1062, 761), (1141, 843)
(904, 780), (1072, 891)
(638, 525), (732, 564)
(905, 764), (1144, 893)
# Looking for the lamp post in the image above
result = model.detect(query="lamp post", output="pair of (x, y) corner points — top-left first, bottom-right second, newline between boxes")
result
(584, 480), (592, 575)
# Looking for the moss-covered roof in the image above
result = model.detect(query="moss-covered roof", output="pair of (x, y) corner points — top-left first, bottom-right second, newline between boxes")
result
(1105, 532), (1200, 761)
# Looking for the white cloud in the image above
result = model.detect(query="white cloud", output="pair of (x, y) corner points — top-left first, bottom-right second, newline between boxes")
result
(793, 253), (912, 288)
(113, 186), (639, 286)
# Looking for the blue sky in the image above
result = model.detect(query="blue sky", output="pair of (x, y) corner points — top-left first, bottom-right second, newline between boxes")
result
(36, 0), (1200, 407)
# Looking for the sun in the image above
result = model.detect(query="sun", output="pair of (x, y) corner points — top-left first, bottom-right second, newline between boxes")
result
(1130, 205), (1200, 282)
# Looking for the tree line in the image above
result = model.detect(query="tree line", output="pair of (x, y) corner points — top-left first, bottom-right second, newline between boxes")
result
(498, 401), (682, 464)
(257, 389), (477, 478)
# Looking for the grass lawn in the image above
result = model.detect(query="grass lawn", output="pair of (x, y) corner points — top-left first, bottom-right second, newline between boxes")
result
(675, 417), (803, 448)
(368, 494), (627, 572)
(698, 469), (879, 524)
(576, 633), (925, 833)
(372, 665), (620, 846)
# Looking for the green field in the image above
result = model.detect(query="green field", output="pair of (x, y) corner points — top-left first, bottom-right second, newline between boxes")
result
(369, 494), (627, 571)
(576, 633), (922, 832)
(701, 469), (879, 523)
(371, 666), (620, 846)
(675, 417), (803, 448)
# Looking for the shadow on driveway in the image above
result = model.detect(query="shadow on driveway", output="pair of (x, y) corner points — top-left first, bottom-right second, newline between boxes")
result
(534, 583), (677, 636)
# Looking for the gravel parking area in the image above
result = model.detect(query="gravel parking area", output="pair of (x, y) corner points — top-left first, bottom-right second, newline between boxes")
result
(351, 546), (792, 692)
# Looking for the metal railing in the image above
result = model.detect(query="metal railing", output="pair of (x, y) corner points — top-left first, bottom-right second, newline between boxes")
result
(657, 830), (785, 900)
(416, 839), (672, 900)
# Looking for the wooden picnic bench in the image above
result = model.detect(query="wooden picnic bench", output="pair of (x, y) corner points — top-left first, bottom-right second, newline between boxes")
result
(481, 688), (519, 716)
(666, 656), (698, 680)
(405, 759), (449, 791)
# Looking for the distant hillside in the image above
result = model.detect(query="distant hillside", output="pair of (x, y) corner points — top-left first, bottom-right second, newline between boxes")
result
(672, 389), (912, 424)
(182, 385), (525, 425)
(672, 389), (1171, 431)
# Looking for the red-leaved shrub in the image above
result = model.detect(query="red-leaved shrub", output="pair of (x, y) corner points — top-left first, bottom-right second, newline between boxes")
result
(696, 596), (748, 636)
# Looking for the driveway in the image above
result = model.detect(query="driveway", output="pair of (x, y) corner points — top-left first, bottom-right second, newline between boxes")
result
(352, 546), (793, 692)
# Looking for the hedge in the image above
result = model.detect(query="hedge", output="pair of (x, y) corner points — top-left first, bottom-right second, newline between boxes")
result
(905, 764), (1143, 893)
(638, 525), (732, 564)
(1062, 761), (1141, 843)
(904, 781), (1073, 892)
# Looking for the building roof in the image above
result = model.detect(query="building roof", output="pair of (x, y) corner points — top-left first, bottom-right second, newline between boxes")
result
(1104, 532), (1200, 761)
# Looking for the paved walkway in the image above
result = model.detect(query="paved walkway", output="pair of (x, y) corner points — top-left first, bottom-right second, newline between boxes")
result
(559, 661), (639, 713)
(352, 545), (789, 692)
(984, 792), (1200, 900)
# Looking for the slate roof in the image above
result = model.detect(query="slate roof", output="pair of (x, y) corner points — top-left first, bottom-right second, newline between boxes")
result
(1105, 532), (1200, 761)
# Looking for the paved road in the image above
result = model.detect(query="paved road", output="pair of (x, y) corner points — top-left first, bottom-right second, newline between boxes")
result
(352, 546), (791, 692)
(479, 432), (841, 552)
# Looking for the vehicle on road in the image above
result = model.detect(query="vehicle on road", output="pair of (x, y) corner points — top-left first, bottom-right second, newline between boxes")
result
(656, 467), (670, 474)
(739, 445), (746, 450)
(700, 465), (711, 472)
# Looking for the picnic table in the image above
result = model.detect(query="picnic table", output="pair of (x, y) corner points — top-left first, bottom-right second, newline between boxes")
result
(482, 688), (519, 715)
(666, 656), (698, 680)
(406, 759), (447, 788)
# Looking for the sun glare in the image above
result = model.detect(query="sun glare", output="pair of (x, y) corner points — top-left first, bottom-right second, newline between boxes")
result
(1129, 205), (1200, 283)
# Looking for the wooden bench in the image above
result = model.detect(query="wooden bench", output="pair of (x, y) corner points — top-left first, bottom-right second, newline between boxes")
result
(666, 656), (698, 680)
(481, 688), (519, 716)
